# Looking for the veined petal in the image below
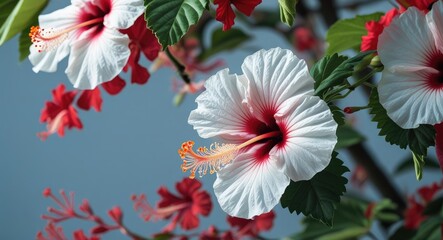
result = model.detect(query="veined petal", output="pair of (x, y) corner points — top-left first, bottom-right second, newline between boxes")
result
(66, 27), (130, 89)
(273, 95), (337, 181)
(241, 48), (314, 123)
(378, 7), (436, 69)
(29, 5), (80, 72)
(213, 144), (289, 219)
(188, 69), (255, 142)
(103, 0), (144, 29)
(427, 1), (443, 52)
(379, 70), (443, 128)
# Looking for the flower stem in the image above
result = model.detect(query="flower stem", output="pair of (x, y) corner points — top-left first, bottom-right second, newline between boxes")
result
(165, 48), (191, 85)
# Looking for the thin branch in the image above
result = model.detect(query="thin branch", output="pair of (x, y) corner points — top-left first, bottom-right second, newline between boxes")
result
(165, 48), (191, 85)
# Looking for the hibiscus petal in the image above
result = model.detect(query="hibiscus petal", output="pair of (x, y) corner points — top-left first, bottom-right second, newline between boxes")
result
(427, 1), (443, 52)
(213, 145), (290, 219)
(188, 69), (255, 142)
(273, 95), (337, 181)
(379, 69), (443, 128)
(29, 5), (80, 72)
(102, 76), (126, 95)
(66, 28), (130, 89)
(241, 48), (314, 123)
(103, 0), (144, 29)
(214, 0), (236, 31)
(378, 7), (436, 69)
(77, 88), (103, 112)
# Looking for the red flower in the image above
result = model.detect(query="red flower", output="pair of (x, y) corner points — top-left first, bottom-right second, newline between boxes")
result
(38, 84), (82, 140)
(77, 88), (102, 112)
(293, 27), (318, 52)
(404, 197), (427, 229)
(398, 0), (437, 11)
(214, 0), (262, 31)
(404, 181), (443, 229)
(121, 15), (161, 85)
(361, 8), (399, 52)
(227, 211), (275, 238)
(199, 225), (234, 240)
(132, 178), (212, 231)
(417, 182), (443, 203)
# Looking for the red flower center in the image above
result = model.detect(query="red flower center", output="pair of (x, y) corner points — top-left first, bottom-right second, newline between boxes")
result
(78, 0), (112, 39)
(425, 50), (443, 89)
(244, 108), (287, 163)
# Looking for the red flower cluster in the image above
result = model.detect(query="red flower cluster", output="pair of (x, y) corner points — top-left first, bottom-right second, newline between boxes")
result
(38, 16), (161, 140)
(361, 0), (438, 52)
(214, 0), (262, 31)
(404, 181), (443, 229)
(227, 211), (275, 238)
(293, 27), (319, 52)
(132, 178), (212, 232)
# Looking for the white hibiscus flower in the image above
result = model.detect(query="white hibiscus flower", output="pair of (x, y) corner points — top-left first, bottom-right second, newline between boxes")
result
(378, 1), (443, 128)
(178, 48), (338, 219)
(29, 0), (144, 89)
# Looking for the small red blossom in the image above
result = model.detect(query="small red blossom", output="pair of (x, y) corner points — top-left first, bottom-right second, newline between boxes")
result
(77, 88), (102, 112)
(37, 223), (67, 240)
(227, 211), (275, 238)
(364, 203), (376, 219)
(73, 230), (100, 240)
(153, 38), (224, 79)
(101, 76), (126, 95)
(351, 164), (368, 188)
(361, 8), (399, 52)
(199, 225), (234, 240)
(417, 182), (443, 203)
(132, 178), (212, 232)
(404, 181), (443, 229)
(397, 0), (437, 11)
(38, 84), (83, 140)
(120, 15), (161, 85)
(404, 197), (427, 229)
(293, 27), (318, 52)
(214, 0), (262, 31)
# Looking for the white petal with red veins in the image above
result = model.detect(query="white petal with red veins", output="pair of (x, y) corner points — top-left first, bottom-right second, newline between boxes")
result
(379, 70), (443, 128)
(378, 7), (435, 69)
(189, 69), (255, 143)
(65, 27), (130, 89)
(427, 1), (443, 52)
(241, 47), (314, 122)
(378, 4), (443, 128)
(29, 5), (80, 72)
(273, 95), (337, 181)
(103, 0), (144, 29)
(213, 144), (289, 219)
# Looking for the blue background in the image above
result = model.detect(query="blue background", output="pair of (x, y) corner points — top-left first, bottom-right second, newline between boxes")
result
(0, 0), (440, 239)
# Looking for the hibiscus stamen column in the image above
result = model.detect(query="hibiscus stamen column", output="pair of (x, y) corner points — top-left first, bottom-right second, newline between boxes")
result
(29, 18), (104, 52)
(179, 131), (281, 179)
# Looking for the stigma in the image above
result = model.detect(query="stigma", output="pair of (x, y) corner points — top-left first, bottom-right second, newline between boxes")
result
(178, 131), (281, 179)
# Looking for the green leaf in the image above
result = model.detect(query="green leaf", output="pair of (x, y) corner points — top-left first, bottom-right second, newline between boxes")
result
(145, 0), (209, 49)
(412, 152), (425, 180)
(369, 88), (436, 156)
(281, 152), (349, 226)
(394, 156), (440, 175)
(278, 0), (298, 26)
(423, 197), (443, 216)
(312, 51), (374, 97)
(326, 12), (384, 55)
(290, 199), (368, 240)
(412, 216), (443, 240)
(198, 27), (250, 61)
(335, 125), (365, 149)
(0, 0), (18, 25)
(328, 103), (345, 126)
(0, 0), (48, 45)
(389, 226), (416, 240)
